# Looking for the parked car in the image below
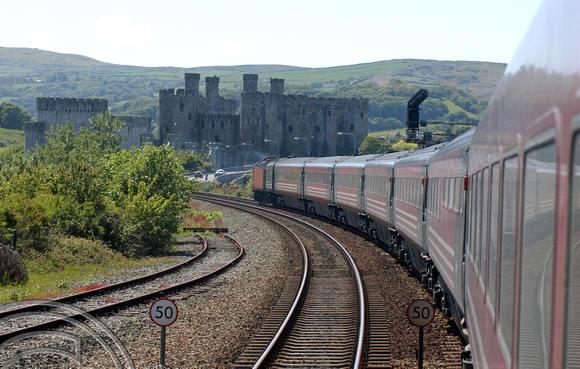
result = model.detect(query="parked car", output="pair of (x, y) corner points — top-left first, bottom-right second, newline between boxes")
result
(194, 171), (203, 178)
(215, 169), (225, 176)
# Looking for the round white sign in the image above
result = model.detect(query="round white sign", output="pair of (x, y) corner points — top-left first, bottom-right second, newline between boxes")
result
(150, 298), (178, 327)
(406, 298), (435, 327)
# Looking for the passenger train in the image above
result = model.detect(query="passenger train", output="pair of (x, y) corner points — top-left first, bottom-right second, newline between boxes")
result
(252, 0), (580, 367)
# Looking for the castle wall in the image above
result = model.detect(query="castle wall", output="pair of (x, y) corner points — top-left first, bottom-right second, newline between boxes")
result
(26, 97), (151, 151)
(36, 97), (108, 132)
(239, 86), (368, 158)
(115, 115), (152, 149)
(24, 121), (46, 151)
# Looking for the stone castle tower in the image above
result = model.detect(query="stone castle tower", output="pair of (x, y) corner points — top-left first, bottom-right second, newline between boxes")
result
(24, 97), (151, 151)
(159, 73), (368, 160)
(240, 74), (368, 157)
(158, 73), (238, 149)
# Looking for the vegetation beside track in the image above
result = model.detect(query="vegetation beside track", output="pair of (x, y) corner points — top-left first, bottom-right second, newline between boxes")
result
(1, 199), (225, 303)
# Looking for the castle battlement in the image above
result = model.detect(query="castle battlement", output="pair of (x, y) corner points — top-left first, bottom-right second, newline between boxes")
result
(36, 97), (108, 112)
(26, 97), (151, 151)
(159, 89), (176, 97)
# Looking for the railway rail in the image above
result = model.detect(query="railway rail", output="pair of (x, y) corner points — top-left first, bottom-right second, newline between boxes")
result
(0, 234), (243, 344)
(193, 193), (392, 368)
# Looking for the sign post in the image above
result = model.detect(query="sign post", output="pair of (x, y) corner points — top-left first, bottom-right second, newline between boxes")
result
(150, 298), (179, 368)
(406, 298), (435, 369)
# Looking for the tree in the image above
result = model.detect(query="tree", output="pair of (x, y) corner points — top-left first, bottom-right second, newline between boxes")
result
(105, 143), (197, 255)
(392, 140), (418, 152)
(358, 136), (392, 155)
(421, 100), (449, 120)
(369, 117), (404, 132)
(0, 103), (33, 130)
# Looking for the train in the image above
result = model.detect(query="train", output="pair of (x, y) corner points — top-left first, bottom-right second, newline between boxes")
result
(252, 0), (580, 367)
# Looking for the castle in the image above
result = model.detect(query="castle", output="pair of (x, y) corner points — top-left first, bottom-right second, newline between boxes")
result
(24, 73), (369, 167)
(159, 73), (368, 165)
(24, 97), (152, 151)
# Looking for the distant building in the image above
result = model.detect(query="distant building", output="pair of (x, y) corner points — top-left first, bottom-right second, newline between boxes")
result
(158, 73), (368, 163)
(24, 97), (152, 151)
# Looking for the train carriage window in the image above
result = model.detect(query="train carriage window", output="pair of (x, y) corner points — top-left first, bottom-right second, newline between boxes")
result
(480, 168), (489, 287)
(449, 177), (455, 212)
(435, 178), (440, 218)
(519, 143), (556, 369)
(566, 132), (580, 367)
(488, 163), (500, 311)
(467, 175), (475, 259)
(455, 177), (462, 213)
(474, 172), (482, 273)
(499, 156), (518, 352)
(443, 178), (448, 209)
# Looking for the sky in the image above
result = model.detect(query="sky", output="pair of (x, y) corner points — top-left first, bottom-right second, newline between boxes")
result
(1, 0), (544, 69)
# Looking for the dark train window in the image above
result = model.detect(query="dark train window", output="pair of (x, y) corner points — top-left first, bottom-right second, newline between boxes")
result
(499, 156), (518, 352)
(467, 174), (476, 260)
(519, 142), (556, 368)
(480, 168), (489, 287)
(566, 132), (580, 367)
(474, 172), (482, 274)
(488, 163), (500, 312)
(455, 177), (462, 214)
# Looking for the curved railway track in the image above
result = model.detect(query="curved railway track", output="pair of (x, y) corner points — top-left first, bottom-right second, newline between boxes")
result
(0, 234), (243, 344)
(193, 194), (390, 369)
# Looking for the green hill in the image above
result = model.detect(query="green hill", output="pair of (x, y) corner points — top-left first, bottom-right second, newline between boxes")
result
(0, 47), (506, 131)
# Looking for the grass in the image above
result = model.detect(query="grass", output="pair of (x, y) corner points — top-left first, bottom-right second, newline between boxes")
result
(199, 181), (253, 199)
(0, 256), (175, 304)
(0, 127), (24, 146)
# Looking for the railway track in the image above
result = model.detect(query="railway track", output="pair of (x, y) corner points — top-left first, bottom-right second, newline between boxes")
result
(194, 194), (392, 368)
(0, 234), (243, 348)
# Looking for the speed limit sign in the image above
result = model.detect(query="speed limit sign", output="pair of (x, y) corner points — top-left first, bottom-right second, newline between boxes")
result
(150, 298), (179, 327)
(407, 298), (435, 327)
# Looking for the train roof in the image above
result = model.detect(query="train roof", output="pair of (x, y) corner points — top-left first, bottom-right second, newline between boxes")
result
(333, 154), (380, 167)
(274, 156), (318, 168)
(253, 157), (284, 168)
(395, 142), (447, 166)
(364, 151), (411, 167)
(429, 128), (475, 161)
(303, 156), (345, 168)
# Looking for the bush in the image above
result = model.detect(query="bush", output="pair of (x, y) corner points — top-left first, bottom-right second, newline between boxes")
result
(0, 244), (28, 285)
(25, 233), (124, 274)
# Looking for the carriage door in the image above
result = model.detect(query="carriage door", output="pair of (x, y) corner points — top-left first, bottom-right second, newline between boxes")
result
(420, 164), (429, 247)
(388, 167), (395, 224)
(299, 166), (306, 198)
(358, 167), (366, 212)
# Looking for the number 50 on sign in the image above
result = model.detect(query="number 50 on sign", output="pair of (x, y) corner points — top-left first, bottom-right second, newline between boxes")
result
(150, 298), (179, 327)
(406, 298), (435, 327)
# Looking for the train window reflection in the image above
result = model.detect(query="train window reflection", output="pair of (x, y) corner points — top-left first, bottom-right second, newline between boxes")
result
(480, 168), (489, 287)
(519, 142), (556, 369)
(489, 163), (500, 313)
(499, 156), (518, 355)
(565, 132), (580, 367)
